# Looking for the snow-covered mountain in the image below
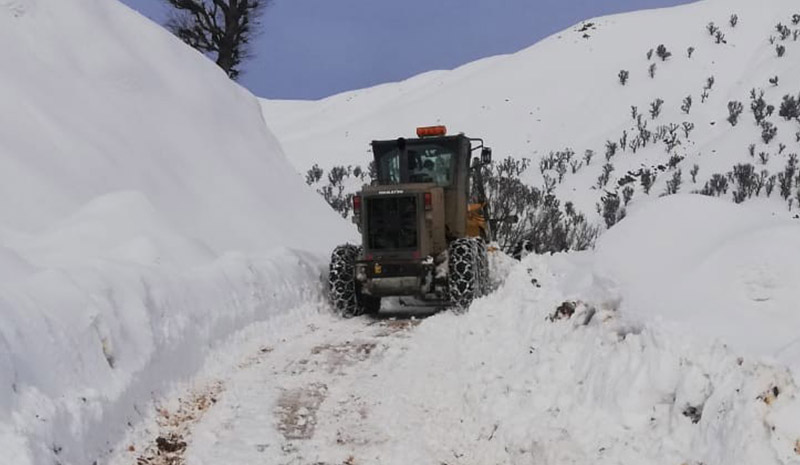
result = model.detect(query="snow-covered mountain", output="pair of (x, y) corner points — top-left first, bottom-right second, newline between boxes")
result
(263, 0), (800, 220)
(0, 1), (351, 464)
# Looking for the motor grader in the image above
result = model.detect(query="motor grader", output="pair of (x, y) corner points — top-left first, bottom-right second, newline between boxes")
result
(328, 126), (493, 316)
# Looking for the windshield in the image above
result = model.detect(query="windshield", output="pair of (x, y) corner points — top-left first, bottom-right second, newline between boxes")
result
(376, 144), (455, 186)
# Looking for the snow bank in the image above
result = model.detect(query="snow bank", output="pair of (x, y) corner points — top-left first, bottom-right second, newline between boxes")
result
(593, 195), (800, 372)
(358, 253), (800, 464)
(0, 1), (352, 464)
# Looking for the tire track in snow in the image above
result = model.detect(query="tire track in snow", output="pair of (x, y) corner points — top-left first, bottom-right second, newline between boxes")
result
(165, 313), (423, 465)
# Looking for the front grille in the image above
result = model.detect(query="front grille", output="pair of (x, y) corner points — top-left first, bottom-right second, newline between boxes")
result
(366, 196), (418, 250)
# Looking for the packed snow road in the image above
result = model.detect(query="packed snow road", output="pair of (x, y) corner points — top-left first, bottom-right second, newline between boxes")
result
(116, 308), (507, 465)
(113, 252), (800, 465)
(187, 311), (447, 465)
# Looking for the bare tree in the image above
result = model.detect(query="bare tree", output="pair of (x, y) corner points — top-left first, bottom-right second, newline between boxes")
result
(164, 0), (269, 79)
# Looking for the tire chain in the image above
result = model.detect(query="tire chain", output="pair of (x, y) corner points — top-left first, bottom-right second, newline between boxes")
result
(328, 244), (364, 318)
(448, 237), (489, 311)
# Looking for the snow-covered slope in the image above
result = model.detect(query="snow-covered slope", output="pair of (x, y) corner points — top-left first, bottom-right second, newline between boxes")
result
(262, 0), (800, 218)
(0, 1), (352, 464)
(593, 195), (800, 373)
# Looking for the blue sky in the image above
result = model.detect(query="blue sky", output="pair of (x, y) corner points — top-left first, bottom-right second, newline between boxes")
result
(120, 0), (696, 100)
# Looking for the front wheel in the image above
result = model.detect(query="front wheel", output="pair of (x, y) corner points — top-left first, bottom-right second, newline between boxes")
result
(448, 238), (488, 312)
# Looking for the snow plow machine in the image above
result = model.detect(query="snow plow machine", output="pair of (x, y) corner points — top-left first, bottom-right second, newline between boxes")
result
(328, 125), (493, 317)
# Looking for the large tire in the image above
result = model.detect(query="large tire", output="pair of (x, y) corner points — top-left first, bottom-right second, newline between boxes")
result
(448, 238), (487, 311)
(328, 244), (380, 317)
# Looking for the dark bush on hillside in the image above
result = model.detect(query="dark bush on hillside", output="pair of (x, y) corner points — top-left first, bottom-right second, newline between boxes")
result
(777, 23), (791, 40)
(681, 95), (693, 114)
(668, 154), (684, 169)
(305, 164), (369, 218)
(306, 163), (323, 185)
(663, 128), (680, 153)
(481, 157), (598, 253)
(682, 122), (695, 138)
(650, 98), (664, 119)
(730, 14), (739, 27)
(779, 93), (800, 120)
(656, 44), (672, 61)
(517, 197), (599, 254)
(618, 69), (630, 85)
(766, 174), (777, 197)
(777, 44), (786, 57)
(664, 169), (682, 195)
(699, 173), (729, 197)
(597, 192), (625, 228)
(622, 185), (634, 206)
(761, 121), (778, 144)
(727, 100), (744, 126)
(731, 163), (758, 203)
(750, 89), (768, 124)
(754, 170), (769, 196)
(605, 141), (618, 161)
(583, 149), (595, 165)
(640, 168), (656, 194)
(687, 46), (696, 58)
(779, 154), (798, 200)
(597, 163), (615, 188)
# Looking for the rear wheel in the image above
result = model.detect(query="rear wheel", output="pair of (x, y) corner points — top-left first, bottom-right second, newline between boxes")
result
(329, 244), (372, 317)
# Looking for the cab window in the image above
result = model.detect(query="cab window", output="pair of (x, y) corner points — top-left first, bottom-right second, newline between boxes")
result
(376, 144), (455, 186)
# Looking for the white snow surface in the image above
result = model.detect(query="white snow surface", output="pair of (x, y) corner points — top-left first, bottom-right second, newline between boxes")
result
(593, 195), (800, 373)
(111, 251), (800, 465)
(0, 1), (352, 464)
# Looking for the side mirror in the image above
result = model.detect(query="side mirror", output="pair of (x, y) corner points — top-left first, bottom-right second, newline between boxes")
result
(481, 147), (492, 165)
